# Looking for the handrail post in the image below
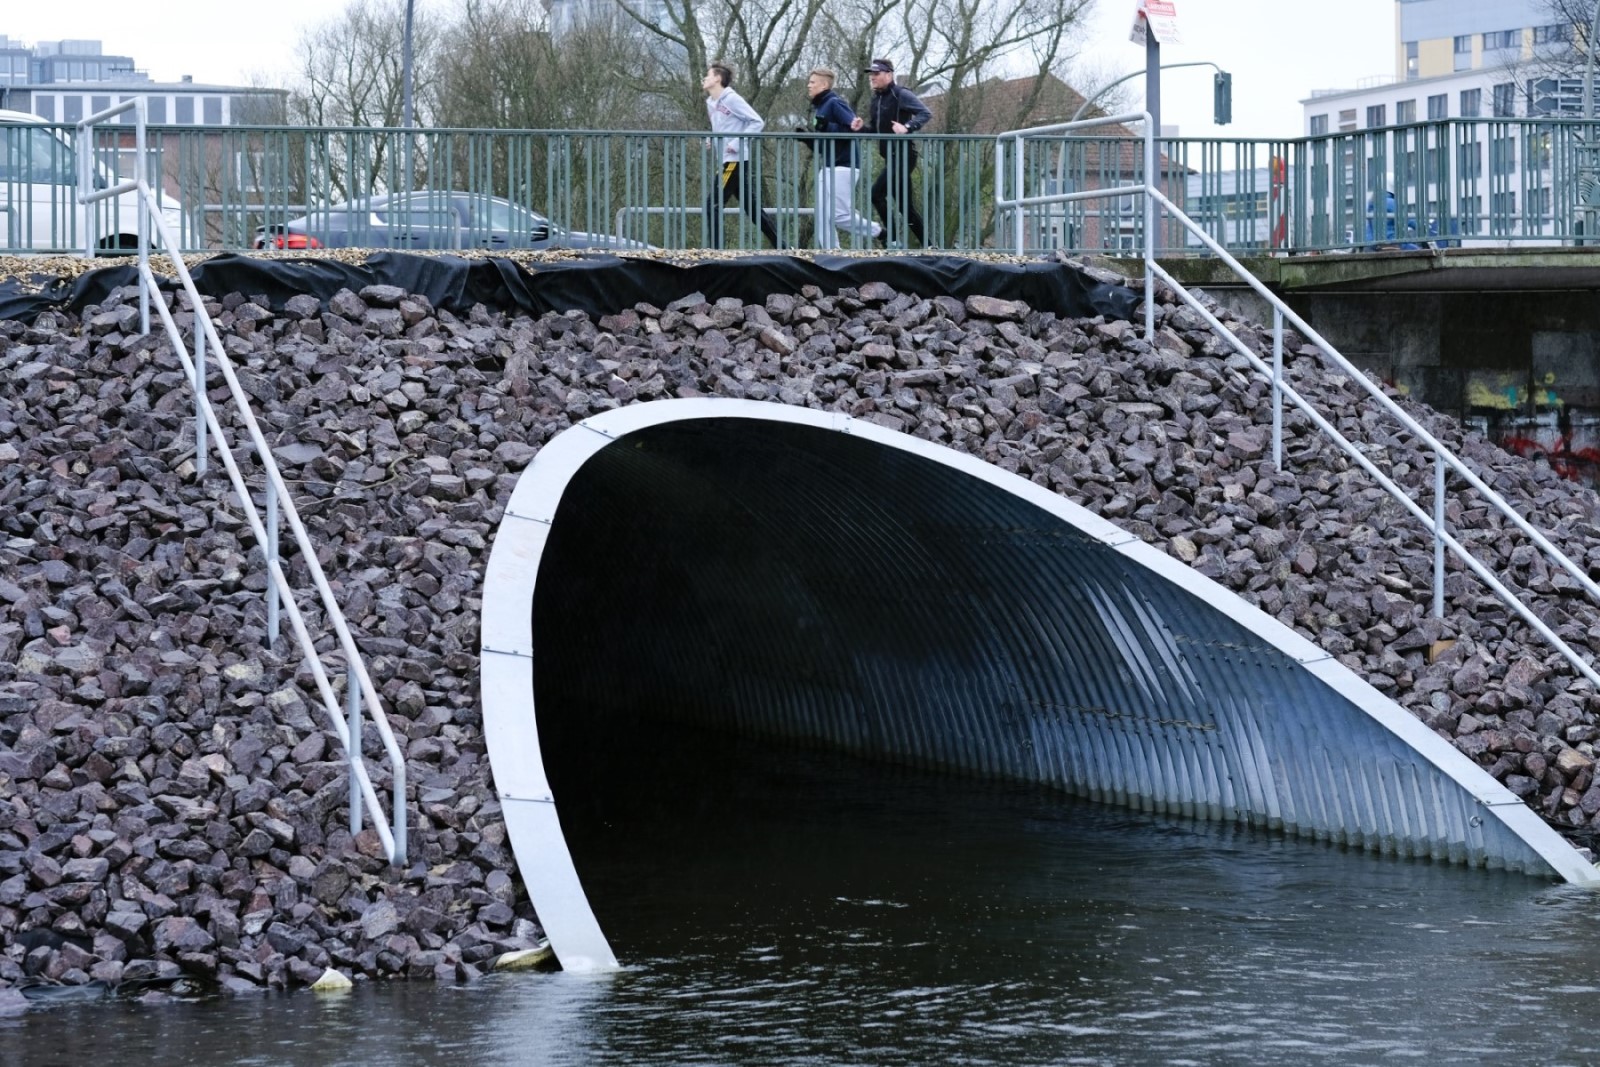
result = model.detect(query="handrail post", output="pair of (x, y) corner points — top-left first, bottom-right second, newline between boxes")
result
(1272, 306), (1284, 470)
(1144, 112), (1156, 341)
(994, 137), (1005, 251)
(194, 321), (207, 476)
(266, 478), (280, 647)
(1012, 133), (1025, 254)
(392, 759), (407, 866)
(136, 98), (149, 336)
(348, 662), (363, 837)
(78, 122), (91, 259)
(1434, 450), (1446, 618)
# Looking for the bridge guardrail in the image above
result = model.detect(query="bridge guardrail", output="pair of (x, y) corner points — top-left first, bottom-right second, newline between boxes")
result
(8, 116), (1590, 257)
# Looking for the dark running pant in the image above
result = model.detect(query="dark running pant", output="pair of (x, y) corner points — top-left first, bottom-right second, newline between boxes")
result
(705, 161), (784, 249)
(869, 147), (925, 247)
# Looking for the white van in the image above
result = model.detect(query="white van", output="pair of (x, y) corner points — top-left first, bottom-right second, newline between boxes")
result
(0, 107), (170, 253)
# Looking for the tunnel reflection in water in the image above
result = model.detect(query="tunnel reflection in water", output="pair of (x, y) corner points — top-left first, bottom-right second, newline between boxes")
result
(485, 402), (1591, 968)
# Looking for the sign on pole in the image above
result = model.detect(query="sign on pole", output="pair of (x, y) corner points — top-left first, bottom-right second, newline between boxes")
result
(1129, 0), (1182, 46)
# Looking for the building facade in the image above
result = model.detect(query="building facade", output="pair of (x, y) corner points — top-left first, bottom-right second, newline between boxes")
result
(0, 36), (283, 125)
(1395, 0), (1571, 82)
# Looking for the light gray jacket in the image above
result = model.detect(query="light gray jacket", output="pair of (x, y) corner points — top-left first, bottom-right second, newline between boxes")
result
(705, 88), (765, 164)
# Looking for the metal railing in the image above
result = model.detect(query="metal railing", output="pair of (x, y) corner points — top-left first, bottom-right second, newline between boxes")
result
(8, 116), (1598, 256)
(77, 99), (410, 864)
(999, 115), (1600, 688)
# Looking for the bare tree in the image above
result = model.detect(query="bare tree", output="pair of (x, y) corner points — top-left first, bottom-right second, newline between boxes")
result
(614, 0), (833, 123)
(287, 0), (444, 196)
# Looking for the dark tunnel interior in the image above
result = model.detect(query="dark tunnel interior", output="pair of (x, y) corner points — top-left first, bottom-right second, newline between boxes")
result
(520, 416), (1551, 953)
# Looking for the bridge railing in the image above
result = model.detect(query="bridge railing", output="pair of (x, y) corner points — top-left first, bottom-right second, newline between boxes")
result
(7, 116), (1592, 257)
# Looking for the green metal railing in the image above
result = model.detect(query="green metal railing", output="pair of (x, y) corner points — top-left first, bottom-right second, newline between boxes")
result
(4, 117), (1600, 256)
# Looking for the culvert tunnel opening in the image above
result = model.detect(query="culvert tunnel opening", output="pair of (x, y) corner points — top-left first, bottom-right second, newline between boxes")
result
(495, 408), (1584, 967)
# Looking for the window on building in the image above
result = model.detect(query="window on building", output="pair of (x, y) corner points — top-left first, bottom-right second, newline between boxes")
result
(1309, 114), (1329, 136)
(1396, 99), (1416, 124)
(1459, 195), (1482, 233)
(1534, 24), (1570, 46)
(1366, 104), (1387, 128)
(234, 150), (266, 193)
(1338, 108), (1357, 132)
(1483, 30), (1520, 51)
(1490, 136), (1516, 174)
(1528, 186), (1552, 221)
(1492, 83), (1516, 117)
(91, 95), (109, 117)
(1460, 89), (1481, 117)
(1490, 191), (1516, 220)
(1456, 141), (1482, 179)
(33, 96), (54, 120)
(1405, 41), (1419, 80)
(61, 95), (82, 123)
(147, 96), (166, 123)
(1428, 94), (1448, 120)
(1454, 34), (1473, 71)
(175, 96), (194, 123)
(203, 96), (222, 124)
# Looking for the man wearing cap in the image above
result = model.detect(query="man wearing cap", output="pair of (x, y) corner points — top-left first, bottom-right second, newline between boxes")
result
(850, 58), (932, 248)
(702, 62), (787, 250)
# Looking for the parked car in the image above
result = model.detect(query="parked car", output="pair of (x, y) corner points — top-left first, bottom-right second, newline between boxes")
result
(0, 108), (180, 253)
(252, 191), (652, 252)
(1363, 190), (1460, 251)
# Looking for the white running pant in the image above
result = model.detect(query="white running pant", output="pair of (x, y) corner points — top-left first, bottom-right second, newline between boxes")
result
(814, 166), (881, 248)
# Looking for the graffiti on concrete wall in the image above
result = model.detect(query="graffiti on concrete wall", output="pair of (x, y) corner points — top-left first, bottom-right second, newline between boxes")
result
(1463, 366), (1600, 486)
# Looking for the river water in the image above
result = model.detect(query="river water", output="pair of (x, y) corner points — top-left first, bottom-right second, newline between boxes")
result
(7, 724), (1600, 1065)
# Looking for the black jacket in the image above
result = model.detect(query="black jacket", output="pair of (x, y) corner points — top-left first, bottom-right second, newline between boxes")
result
(865, 81), (932, 161)
(808, 89), (859, 168)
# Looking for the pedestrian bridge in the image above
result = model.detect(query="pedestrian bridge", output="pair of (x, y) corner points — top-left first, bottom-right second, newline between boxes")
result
(480, 399), (1597, 972)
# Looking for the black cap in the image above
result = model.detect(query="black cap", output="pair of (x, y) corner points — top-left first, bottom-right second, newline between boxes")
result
(864, 58), (894, 74)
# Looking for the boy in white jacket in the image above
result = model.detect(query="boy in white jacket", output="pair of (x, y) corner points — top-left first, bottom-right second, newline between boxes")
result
(702, 63), (786, 250)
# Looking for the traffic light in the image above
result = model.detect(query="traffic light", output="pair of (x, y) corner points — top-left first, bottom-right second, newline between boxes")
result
(1214, 71), (1233, 126)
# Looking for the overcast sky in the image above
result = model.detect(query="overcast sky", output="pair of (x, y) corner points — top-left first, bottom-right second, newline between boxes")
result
(5, 0), (1395, 138)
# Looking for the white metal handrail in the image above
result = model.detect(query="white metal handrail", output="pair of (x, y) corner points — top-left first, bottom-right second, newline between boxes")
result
(995, 111), (1157, 342)
(77, 100), (409, 863)
(994, 118), (1600, 688)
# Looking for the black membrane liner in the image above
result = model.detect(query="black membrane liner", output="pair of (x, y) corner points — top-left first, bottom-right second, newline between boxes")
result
(0, 252), (1138, 326)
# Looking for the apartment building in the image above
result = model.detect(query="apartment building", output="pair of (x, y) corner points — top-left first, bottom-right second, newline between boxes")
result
(1396, 0), (1571, 82)
(0, 36), (283, 125)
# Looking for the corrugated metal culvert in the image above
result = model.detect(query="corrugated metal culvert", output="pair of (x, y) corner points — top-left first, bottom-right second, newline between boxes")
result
(481, 400), (1596, 972)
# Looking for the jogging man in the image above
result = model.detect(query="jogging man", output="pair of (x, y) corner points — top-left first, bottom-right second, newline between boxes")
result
(702, 63), (786, 250)
(850, 57), (931, 248)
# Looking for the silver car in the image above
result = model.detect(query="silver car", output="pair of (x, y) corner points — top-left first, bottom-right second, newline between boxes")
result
(252, 190), (652, 252)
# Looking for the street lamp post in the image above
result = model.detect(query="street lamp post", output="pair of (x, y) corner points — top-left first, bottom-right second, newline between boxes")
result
(402, 0), (415, 194)
(1583, 1), (1600, 241)
(402, 0), (415, 131)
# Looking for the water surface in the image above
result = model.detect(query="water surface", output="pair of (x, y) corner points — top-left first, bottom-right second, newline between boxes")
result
(7, 727), (1600, 1065)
